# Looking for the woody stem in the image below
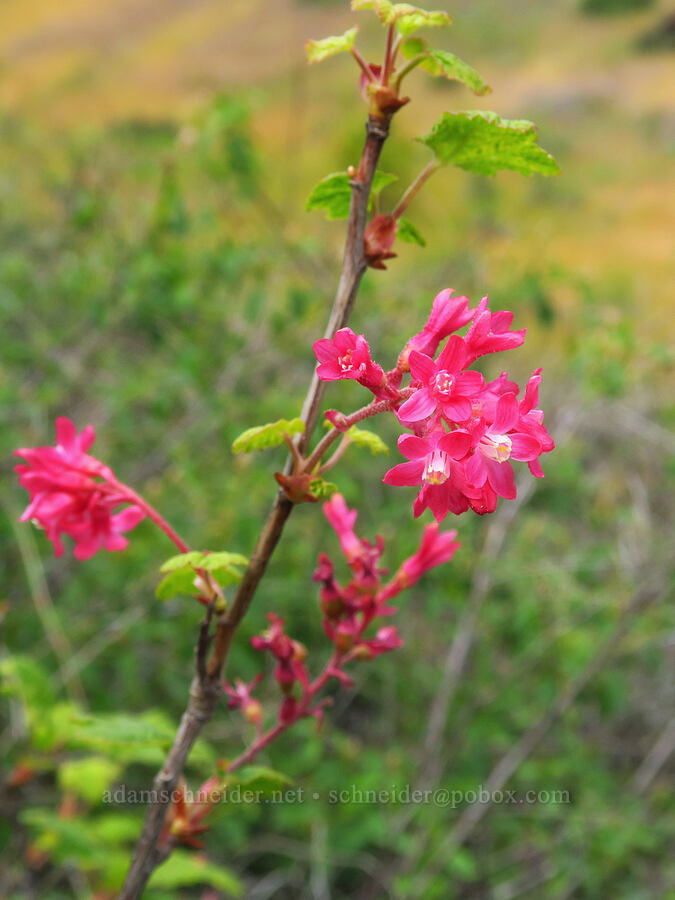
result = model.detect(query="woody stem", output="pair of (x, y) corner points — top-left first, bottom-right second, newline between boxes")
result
(117, 112), (395, 900)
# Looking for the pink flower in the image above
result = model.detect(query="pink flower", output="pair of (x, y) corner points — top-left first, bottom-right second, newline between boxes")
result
(400, 289), (474, 366)
(313, 328), (386, 395)
(14, 417), (144, 560)
(353, 626), (404, 659)
(378, 523), (460, 601)
(399, 524), (460, 586)
(251, 614), (308, 691)
(323, 494), (385, 587)
(383, 430), (471, 490)
(383, 429), (476, 523)
(463, 296), (526, 366)
(224, 675), (263, 726)
(397, 338), (485, 424)
(464, 393), (543, 499)
(516, 369), (555, 477)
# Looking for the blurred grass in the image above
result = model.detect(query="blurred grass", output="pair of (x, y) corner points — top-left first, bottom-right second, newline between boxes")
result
(1, 1), (674, 898)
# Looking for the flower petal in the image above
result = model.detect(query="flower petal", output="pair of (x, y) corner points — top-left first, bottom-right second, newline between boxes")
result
(397, 434), (431, 460)
(438, 430), (471, 459)
(454, 370), (485, 396)
(383, 460), (424, 487)
(510, 433), (541, 462)
(436, 335), (467, 374)
(492, 393), (519, 433)
(440, 396), (472, 422)
(408, 351), (436, 385)
(485, 458), (516, 499)
(397, 388), (436, 423)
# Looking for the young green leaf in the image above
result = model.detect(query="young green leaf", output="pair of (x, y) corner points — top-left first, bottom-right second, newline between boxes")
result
(232, 417), (305, 454)
(199, 551), (249, 572)
(396, 218), (426, 246)
(306, 170), (398, 220)
(155, 568), (201, 601)
(351, 1), (451, 35)
(347, 426), (390, 454)
(427, 50), (491, 95)
(159, 551), (204, 573)
(309, 477), (339, 499)
(157, 550), (248, 600)
(305, 27), (358, 64)
(419, 111), (560, 177)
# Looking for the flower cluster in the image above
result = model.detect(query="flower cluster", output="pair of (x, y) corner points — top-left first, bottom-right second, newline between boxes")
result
(234, 495), (459, 733)
(314, 289), (554, 520)
(314, 494), (459, 659)
(14, 418), (145, 560)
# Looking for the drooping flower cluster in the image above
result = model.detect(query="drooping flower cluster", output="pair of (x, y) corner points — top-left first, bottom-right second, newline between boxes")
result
(237, 495), (459, 732)
(313, 289), (554, 520)
(314, 493), (459, 660)
(14, 417), (145, 560)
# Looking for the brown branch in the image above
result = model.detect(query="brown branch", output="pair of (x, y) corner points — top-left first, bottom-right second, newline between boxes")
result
(117, 112), (393, 900)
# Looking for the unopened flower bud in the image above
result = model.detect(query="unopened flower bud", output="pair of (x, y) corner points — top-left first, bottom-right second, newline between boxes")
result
(243, 699), (263, 726)
(351, 643), (374, 661)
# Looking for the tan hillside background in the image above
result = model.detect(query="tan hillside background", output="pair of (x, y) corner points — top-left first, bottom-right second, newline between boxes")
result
(2, 0), (674, 343)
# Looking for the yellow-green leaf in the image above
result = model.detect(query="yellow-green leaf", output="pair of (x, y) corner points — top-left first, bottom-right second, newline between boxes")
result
(309, 477), (339, 499)
(305, 27), (358, 64)
(232, 417), (305, 454)
(427, 50), (490, 95)
(159, 551), (204, 573)
(352, 1), (451, 35)
(347, 426), (390, 454)
(59, 757), (122, 805)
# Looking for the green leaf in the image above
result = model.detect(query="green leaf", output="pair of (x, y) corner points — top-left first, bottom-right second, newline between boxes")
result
(0, 654), (55, 711)
(155, 567), (201, 601)
(230, 765), (294, 794)
(427, 50), (491, 95)
(309, 477), (339, 499)
(396, 218), (426, 247)
(148, 850), (242, 896)
(58, 757), (122, 804)
(347, 426), (390, 454)
(351, 1), (451, 35)
(305, 27), (358, 64)
(155, 550), (248, 600)
(199, 551), (249, 572)
(159, 551), (204, 573)
(232, 417), (305, 454)
(306, 170), (398, 220)
(67, 712), (176, 750)
(419, 111), (560, 177)
(157, 550), (249, 600)
(21, 808), (100, 866)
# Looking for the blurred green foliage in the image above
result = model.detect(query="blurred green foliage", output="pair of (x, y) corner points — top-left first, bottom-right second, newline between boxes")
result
(1, 1), (674, 898)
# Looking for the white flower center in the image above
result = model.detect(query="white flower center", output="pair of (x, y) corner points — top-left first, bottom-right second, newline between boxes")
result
(338, 350), (354, 372)
(423, 449), (451, 485)
(480, 433), (512, 463)
(433, 370), (454, 398)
